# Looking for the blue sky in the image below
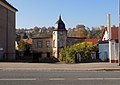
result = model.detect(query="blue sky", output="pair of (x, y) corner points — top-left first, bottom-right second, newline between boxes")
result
(7, 0), (118, 29)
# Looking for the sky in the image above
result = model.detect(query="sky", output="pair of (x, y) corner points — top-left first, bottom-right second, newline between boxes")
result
(7, 0), (118, 29)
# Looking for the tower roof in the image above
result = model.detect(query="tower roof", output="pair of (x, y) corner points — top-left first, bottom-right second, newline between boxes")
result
(55, 15), (66, 30)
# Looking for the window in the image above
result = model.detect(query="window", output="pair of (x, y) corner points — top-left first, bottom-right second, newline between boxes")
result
(53, 40), (55, 48)
(37, 41), (42, 48)
(46, 41), (50, 48)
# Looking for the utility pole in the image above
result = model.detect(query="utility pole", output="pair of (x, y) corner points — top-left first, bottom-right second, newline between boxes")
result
(118, 0), (120, 66)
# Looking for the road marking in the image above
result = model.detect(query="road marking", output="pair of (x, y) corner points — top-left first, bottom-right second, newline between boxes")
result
(78, 78), (120, 80)
(49, 78), (65, 81)
(104, 78), (120, 80)
(0, 78), (37, 81)
(78, 78), (103, 80)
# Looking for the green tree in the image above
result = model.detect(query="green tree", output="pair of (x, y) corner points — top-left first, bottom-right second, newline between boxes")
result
(59, 42), (98, 63)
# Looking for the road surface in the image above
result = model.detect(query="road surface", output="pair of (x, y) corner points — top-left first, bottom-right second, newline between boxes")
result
(0, 70), (120, 85)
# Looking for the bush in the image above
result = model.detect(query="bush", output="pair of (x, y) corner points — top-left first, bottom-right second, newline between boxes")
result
(59, 42), (98, 63)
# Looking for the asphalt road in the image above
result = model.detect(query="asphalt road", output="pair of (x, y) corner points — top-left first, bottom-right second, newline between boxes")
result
(0, 70), (120, 85)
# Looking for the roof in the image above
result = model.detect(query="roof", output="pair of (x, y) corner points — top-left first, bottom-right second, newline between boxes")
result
(85, 38), (101, 45)
(111, 27), (118, 40)
(101, 27), (107, 40)
(101, 26), (118, 41)
(98, 40), (109, 44)
(32, 37), (52, 39)
(1, 0), (18, 11)
(67, 37), (85, 39)
(54, 15), (66, 31)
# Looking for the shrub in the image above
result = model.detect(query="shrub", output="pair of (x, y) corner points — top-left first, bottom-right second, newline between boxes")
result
(59, 42), (98, 63)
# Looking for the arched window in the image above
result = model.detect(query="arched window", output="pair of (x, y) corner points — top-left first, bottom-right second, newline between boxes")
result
(53, 40), (56, 48)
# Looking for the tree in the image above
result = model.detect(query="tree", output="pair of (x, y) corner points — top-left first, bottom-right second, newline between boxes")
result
(86, 27), (103, 38)
(76, 24), (85, 29)
(17, 41), (31, 51)
(23, 33), (28, 39)
(74, 27), (87, 38)
(68, 24), (87, 38)
(59, 42), (98, 63)
(33, 26), (39, 33)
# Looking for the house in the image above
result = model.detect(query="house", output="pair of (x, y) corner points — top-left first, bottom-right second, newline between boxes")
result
(32, 16), (85, 61)
(0, 0), (18, 61)
(99, 26), (118, 63)
(32, 37), (52, 60)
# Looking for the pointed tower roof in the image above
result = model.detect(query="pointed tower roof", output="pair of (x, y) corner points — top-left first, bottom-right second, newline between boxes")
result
(55, 15), (66, 30)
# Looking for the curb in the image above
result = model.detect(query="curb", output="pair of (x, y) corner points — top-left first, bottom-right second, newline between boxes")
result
(1, 68), (120, 72)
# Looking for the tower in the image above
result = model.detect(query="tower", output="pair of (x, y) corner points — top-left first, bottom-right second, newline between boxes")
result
(52, 16), (67, 58)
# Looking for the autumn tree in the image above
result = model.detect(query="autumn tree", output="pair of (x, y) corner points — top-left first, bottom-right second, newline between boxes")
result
(67, 24), (87, 38)
(17, 41), (31, 51)
(86, 27), (103, 38)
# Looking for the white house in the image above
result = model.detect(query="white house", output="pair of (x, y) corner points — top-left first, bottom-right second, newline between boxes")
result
(99, 26), (118, 63)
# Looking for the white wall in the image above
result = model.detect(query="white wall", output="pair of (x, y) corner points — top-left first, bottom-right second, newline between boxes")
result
(99, 43), (109, 61)
(109, 40), (118, 63)
(102, 31), (108, 41)
(52, 31), (58, 58)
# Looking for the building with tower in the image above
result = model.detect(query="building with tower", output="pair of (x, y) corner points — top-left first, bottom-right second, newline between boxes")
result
(52, 16), (67, 58)
(32, 16), (85, 61)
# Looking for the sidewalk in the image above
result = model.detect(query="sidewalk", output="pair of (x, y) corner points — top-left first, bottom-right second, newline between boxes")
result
(0, 62), (120, 71)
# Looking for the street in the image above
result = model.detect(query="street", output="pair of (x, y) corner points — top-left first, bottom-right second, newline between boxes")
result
(0, 70), (120, 85)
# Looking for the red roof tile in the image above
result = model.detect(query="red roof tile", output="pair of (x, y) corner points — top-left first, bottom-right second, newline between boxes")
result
(85, 38), (100, 45)
(101, 26), (118, 40)
(111, 27), (118, 40)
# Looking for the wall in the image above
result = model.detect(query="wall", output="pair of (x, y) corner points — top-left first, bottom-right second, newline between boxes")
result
(99, 43), (109, 61)
(52, 31), (58, 58)
(0, 4), (16, 60)
(32, 38), (52, 58)
(109, 40), (118, 63)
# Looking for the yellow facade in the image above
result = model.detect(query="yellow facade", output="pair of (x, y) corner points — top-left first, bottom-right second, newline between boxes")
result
(32, 37), (52, 58)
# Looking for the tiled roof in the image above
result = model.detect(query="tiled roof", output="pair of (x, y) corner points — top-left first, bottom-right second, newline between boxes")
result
(85, 38), (100, 45)
(101, 26), (118, 40)
(111, 27), (118, 40)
